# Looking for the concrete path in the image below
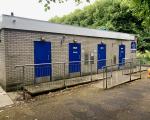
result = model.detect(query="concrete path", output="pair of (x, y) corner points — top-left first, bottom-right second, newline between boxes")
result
(0, 87), (13, 108)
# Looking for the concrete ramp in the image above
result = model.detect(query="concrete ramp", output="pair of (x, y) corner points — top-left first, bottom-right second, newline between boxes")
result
(23, 73), (104, 95)
(0, 86), (13, 108)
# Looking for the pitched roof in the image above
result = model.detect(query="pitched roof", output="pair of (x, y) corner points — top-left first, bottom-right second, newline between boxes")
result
(0, 14), (135, 40)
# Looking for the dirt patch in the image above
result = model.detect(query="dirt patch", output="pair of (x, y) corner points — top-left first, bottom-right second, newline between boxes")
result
(0, 71), (150, 120)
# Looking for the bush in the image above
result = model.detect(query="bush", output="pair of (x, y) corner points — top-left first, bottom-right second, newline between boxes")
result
(137, 50), (150, 65)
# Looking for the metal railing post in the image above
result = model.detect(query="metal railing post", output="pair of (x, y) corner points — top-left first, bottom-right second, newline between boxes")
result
(140, 60), (142, 79)
(130, 62), (132, 81)
(63, 62), (66, 87)
(110, 60), (113, 87)
(106, 67), (108, 89)
(90, 61), (92, 81)
(34, 65), (36, 84)
(80, 61), (82, 77)
(50, 63), (52, 81)
(69, 62), (70, 77)
(97, 60), (99, 74)
(22, 66), (25, 100)
(103, 67), (105, 89)
(111, 59), (113, 77)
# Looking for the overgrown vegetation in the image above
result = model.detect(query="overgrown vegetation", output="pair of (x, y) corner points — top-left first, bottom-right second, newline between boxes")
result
(49, 0), (150, 52)
(137, 51), (150, 64)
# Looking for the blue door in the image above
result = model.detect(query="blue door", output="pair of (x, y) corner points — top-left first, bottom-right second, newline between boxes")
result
(119, 44), (125, 66)
(97, 43), (106, 69)
(69, 43), (81, 73)
(34, 41), (51, 78)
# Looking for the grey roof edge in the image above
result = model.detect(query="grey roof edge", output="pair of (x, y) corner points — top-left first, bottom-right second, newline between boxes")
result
(0, 14), (136, 40)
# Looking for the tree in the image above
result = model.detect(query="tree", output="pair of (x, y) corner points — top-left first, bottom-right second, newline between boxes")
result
(50, 0), (143, 32)
(49, 0), (149, 51)
(123, 0), (150, 30)
(126, 0), (150, 51)
(38, 0), (90, 11)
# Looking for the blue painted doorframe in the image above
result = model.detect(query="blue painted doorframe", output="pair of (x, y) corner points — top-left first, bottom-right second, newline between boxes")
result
(69, 43), (81, 73)
(119, 44), (125, 66)
(34, 41), (51, 78)
(97, 43), (106, 69)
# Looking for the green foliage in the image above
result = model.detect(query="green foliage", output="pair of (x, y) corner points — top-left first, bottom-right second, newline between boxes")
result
(50, 0), (144, 32)
(38, 0), (90, 11)
(124, 0), (150, 28)
(137, 51), (150, 64)
(49, 0), (150, 51)
(138, 37), (150, 52)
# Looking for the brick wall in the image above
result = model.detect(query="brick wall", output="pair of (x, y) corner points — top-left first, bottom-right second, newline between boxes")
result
(0, 30), (6, 90)
(3, 29), (136, 90)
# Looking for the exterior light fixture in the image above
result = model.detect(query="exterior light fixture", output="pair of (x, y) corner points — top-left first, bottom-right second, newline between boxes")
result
(73, 39), (77, 43)
(40, 37), (46, 41)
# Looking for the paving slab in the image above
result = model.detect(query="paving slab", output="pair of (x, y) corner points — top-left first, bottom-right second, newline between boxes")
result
(0, 87), (13, 108)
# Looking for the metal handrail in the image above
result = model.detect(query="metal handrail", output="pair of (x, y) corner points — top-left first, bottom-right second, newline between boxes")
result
(103, 61), (132, 68)
(15, 59), (111, 67)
